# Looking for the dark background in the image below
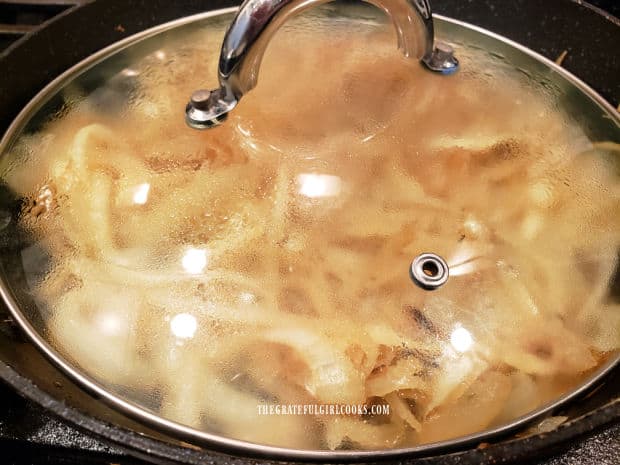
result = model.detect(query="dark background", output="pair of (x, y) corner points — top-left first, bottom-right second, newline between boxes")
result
(588, 0), (620, 17)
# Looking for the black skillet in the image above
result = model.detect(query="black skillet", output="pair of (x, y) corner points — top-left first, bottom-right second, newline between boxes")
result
(0, 1), (618, 464)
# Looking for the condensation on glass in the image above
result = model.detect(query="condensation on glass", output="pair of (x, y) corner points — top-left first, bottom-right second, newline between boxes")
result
(0, 3), (618, 453)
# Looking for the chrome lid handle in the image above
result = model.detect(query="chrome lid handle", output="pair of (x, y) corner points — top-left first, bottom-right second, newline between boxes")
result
(186, 0), (458, 129)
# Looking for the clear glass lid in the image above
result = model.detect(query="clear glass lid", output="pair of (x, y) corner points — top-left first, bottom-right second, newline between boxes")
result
(0, 3), (618, 453)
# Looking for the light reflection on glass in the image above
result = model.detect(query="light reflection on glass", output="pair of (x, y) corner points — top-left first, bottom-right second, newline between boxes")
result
(297, 174), (342, 198)
(237, 124), (251, 137)
(121, 68), (139, 77)
(448, 244), (479, 277)
(239, 292), (256, 304)
(449, 259), (479, 277)
(463, 216), (484, 237)
(182, 248), (208, 274)
(450, 326), (474, 352)
(132, 183), (150, 205)
(447, 240), (500, 277)
(96, 312), (124, 336)
(170, 313), (197, 339)
(246, 139), (259, 151)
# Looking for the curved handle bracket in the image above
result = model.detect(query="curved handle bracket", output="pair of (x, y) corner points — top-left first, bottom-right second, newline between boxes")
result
(186, 0), (458, 129)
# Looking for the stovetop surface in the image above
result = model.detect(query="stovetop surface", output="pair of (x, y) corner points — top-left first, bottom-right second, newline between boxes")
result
(0, 1), (619, 464)
(0, 379), (618, 465)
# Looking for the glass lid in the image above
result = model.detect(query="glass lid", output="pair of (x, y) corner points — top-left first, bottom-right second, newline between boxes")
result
(0, 1), (618, 456)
